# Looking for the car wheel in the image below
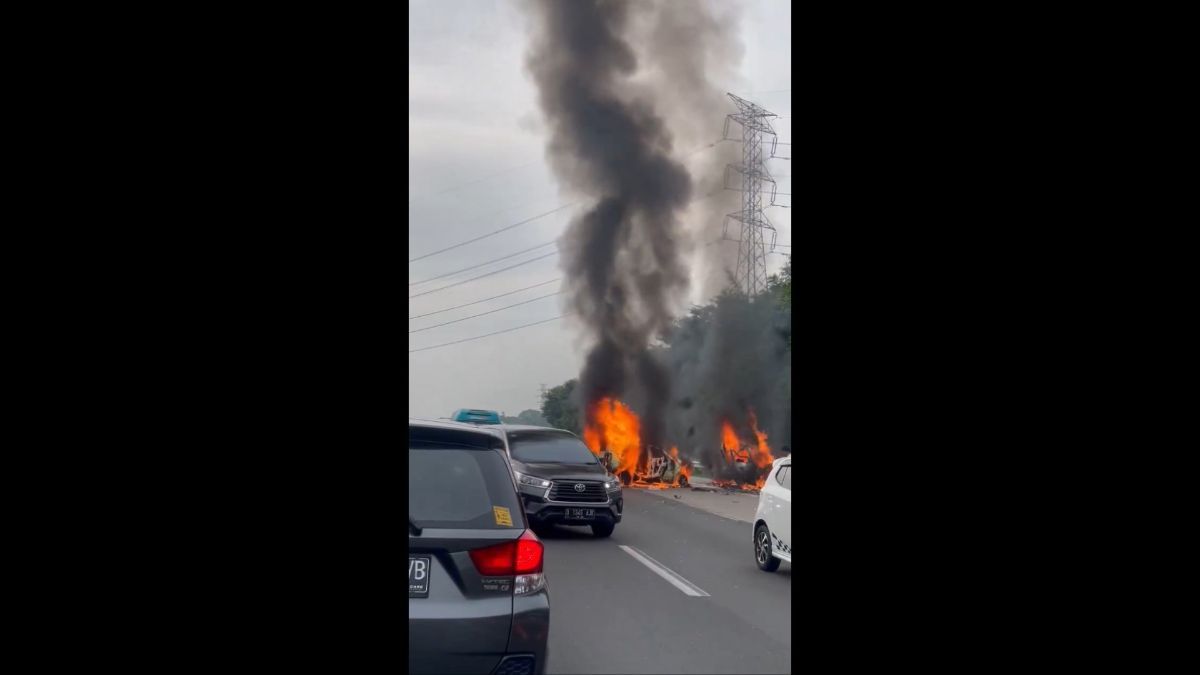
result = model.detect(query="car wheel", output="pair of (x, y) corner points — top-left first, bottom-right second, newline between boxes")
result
(754, 523), (781, 572)
(591, 521), (615, 538)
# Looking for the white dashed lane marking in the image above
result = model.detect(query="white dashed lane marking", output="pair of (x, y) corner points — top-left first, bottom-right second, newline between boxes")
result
(618, 545), (711, 597)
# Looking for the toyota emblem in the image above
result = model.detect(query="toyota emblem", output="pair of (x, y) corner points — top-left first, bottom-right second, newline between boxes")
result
(574, 483), (586, 492)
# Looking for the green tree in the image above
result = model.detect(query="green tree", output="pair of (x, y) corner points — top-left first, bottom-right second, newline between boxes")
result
(767, 257), (791, 308)
(512, 409), (548, 426)
(541, 379), (581, 433)
(767, 257), (792, 349)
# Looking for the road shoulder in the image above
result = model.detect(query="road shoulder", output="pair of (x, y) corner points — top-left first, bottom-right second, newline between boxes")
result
(631, 483), (759, 524)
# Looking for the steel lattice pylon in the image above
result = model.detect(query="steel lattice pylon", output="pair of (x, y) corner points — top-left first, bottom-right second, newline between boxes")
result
(721, 93), (781, 297)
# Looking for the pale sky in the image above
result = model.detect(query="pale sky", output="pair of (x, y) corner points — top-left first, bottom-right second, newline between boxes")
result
(409, 0), (791, 419)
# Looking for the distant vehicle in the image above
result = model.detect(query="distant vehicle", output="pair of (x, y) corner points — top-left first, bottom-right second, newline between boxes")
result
(451, 409), (502, 425)
(409, 419), (549, 674)
(496, 424), (623, 538)
(752, 456), (792, 572)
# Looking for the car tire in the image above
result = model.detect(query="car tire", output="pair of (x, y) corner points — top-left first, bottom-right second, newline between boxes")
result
(531, 523), (553, 538)
(754, 523), (781, 572)
(591, 521), (615, 538)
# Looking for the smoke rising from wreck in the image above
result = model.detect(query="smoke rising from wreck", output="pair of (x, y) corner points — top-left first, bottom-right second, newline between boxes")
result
(525, 0), (788, 473)
(663, 290), (791, 480)
(525, 0), (693, 449)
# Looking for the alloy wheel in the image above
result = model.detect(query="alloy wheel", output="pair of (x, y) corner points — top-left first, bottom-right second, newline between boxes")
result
(756, 530), (770, 565)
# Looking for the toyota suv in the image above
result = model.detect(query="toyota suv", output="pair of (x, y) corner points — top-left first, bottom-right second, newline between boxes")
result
(409, 419), (549, 675)
(496, 425), (623, 538)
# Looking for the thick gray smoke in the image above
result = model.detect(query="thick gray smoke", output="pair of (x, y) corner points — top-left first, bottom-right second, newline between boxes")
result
(661, 289), (791, 480)
(624, 0), (746, 302)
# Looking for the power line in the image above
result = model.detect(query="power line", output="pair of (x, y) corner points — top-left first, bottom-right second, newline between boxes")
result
(410, 139), (729, 265)
(409, 278), (562, 320)
(409, 240), (556, 286)
(409, 251), (559, 299)
(408, 158), (544, 205)
(411, 184), (725, 291)
(409, 314), (567, 354)
(409, 204), (576, 263)
(408, 137), (723, 207)
(410, 291), (562, 334)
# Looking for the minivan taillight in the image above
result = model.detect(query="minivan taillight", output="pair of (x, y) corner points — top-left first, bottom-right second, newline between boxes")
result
(469, 530), (544, 575)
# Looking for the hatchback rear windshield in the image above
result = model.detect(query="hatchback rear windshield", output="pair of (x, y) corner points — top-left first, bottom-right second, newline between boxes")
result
(507, 431), (599, 465)
(409, 445), (523, 529)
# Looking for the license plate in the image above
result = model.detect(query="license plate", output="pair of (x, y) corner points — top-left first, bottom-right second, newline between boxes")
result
(566, 508), (595, 520)
(409, 555), (430, 598)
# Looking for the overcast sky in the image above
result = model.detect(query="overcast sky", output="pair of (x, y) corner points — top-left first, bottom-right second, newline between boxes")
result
(409, 0), (791, 420)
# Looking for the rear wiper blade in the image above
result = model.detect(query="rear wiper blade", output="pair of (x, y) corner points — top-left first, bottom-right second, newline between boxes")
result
(409, 518), (423, 536)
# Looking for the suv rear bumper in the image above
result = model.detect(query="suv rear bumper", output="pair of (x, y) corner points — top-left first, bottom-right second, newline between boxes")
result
(522, 495), (622, 526)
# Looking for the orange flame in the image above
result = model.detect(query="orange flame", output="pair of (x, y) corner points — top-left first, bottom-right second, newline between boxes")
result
(747, 410), (775, 469)
(583, 425), (601, 456)
(582, 398), (642, 476)
(670, 445), (693, 483)
(721, 421), (741, 463)
(716, 412), (775, 490)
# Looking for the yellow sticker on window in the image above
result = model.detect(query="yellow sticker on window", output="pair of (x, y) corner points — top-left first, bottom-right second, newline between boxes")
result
(493, 506), (513, 527)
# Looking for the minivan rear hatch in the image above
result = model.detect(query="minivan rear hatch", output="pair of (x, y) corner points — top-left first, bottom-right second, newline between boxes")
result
(408, 426), (526, 675)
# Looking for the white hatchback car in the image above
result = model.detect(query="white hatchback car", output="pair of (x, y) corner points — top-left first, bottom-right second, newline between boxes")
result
(752, 456), (792, 571)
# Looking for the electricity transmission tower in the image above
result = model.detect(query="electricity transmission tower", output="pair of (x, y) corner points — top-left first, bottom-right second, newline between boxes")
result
(721, 93), (782, 297)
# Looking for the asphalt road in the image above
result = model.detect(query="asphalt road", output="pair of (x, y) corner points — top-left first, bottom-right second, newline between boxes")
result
(539, 489), (791, 674)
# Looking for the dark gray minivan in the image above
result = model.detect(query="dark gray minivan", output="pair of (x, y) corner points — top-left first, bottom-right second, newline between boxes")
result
(409, 419), (549, 675)
(497, 425), (623, 538)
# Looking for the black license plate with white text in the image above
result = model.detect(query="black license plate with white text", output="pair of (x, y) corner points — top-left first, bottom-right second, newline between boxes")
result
(566, 508), (595, 520)
(409, 556), (430, 598)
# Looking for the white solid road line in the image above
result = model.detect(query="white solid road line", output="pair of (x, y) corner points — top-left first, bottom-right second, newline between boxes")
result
(618, 545), (711, 597)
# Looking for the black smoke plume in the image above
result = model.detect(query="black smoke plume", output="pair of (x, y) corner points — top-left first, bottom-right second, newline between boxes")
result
(524, 0), (693, 449)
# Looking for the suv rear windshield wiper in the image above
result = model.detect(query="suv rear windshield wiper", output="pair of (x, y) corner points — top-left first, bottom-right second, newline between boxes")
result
(409, 517), (423, 536)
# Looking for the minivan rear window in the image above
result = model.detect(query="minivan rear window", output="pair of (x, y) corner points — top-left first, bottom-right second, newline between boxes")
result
(409, 445), (523, 529)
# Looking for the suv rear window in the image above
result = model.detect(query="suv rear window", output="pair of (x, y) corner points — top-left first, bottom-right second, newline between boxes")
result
(507, 430), (599, 465)
(409, 445), (523, 529)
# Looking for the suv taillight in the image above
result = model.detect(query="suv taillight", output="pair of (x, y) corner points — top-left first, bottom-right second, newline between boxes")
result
(469, 530), (544, 575)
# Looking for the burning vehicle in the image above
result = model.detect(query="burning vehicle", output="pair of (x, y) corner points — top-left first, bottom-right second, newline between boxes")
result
(642, 451), (689, 488)
(583, 399), (696, 488)
(582, 397), (782, 493)
(616, 447), (690, 488)
(708, 415), (777, 493)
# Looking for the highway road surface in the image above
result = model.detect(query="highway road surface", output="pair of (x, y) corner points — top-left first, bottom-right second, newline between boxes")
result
(540, 488), (792, 674)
